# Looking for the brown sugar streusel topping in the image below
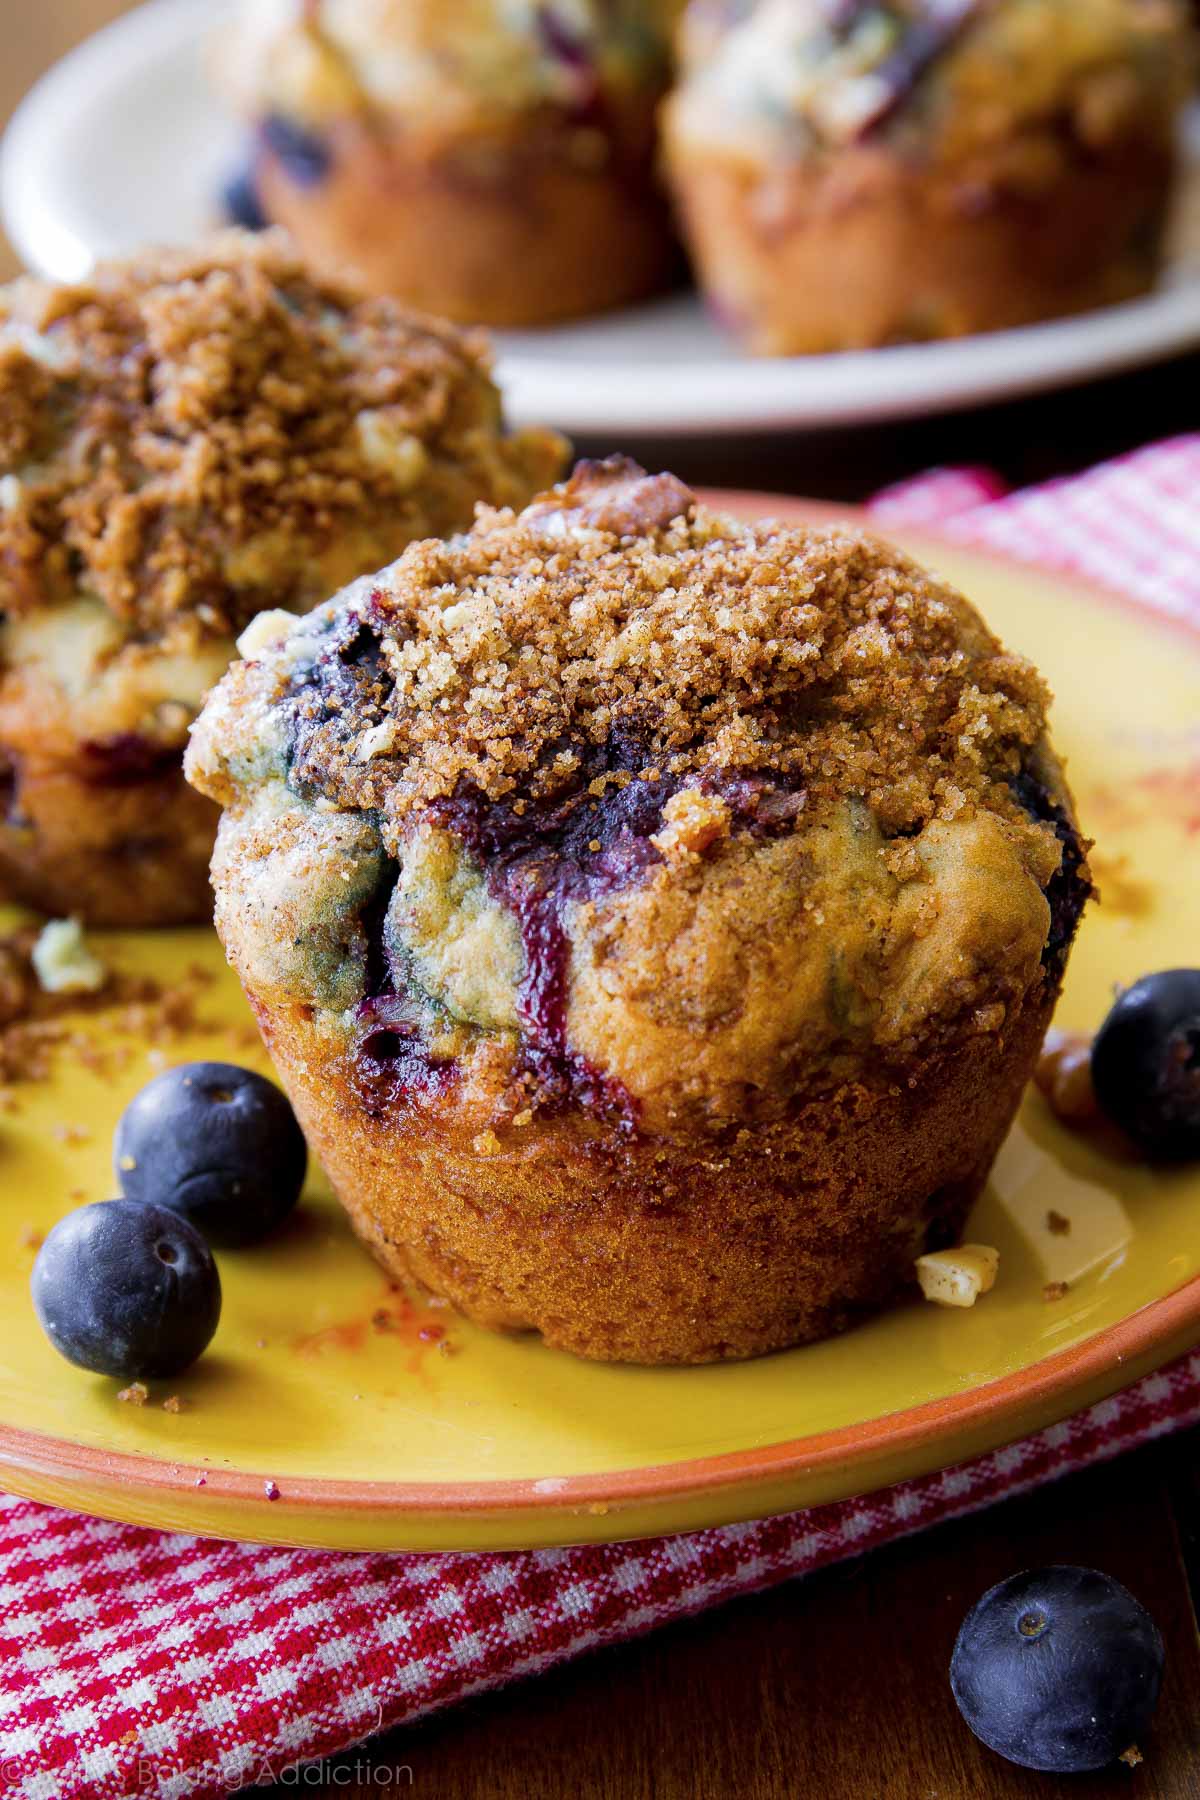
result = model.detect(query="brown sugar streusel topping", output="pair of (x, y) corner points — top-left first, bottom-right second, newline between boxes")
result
(0, 229), (561, 635)
(285, 457), (1056, 844)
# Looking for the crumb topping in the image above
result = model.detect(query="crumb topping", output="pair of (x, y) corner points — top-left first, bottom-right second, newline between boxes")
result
(274, 456), (1054, 844)
(0, 230), (562, 636)
(189, 461), (1092, 1133)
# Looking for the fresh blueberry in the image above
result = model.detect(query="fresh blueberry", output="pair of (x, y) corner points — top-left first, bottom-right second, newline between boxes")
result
(115, 1062), (307, 1248)
(951, 1566), (1164, 1773)
(32, 1200), (221, 1380)
(220, 161), (268, 232)
(1091, 970), (1200, 1161)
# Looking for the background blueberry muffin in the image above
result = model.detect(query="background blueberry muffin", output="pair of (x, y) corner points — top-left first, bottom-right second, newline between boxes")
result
(662, 0), (1195, 353)
(216, 0), (683, 326)
(0, 231), (563, 928)
(187, 457), (1091, 1365)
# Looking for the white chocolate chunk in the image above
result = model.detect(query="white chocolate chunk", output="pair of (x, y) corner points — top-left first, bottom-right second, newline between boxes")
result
(915, 1244), (1000, 1309)
(31, 918), (108, 996)
(236, 609), (302, 662)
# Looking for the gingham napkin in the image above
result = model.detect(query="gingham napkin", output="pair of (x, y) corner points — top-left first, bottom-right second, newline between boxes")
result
(3, 436), (1199, 1800)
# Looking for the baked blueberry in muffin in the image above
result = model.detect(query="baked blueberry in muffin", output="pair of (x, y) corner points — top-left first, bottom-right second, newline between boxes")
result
(187, 457), (1092, 1363)
(0, 231), (564, 926)
(215, 0), (683, 326)
(663, 0), (1194, 353)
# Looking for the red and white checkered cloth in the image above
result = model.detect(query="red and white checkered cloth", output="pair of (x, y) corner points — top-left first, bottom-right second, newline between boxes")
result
(3, 435), (1200, 1800)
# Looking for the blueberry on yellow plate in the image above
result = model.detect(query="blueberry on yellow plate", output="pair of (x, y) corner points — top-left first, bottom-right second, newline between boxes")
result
(0, 229), (564, 926)
(662, 0), (1195, 353)
(185, 456), (1092, 1365)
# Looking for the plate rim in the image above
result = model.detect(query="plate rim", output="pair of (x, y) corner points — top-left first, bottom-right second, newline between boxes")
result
(3, 1270), (1199, 1523)
(2, 0), (1198, 437)
(1, 499), (1198, 1546)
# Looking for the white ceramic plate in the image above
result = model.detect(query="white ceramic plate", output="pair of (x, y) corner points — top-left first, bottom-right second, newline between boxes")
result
(3, 0), (1199, 437)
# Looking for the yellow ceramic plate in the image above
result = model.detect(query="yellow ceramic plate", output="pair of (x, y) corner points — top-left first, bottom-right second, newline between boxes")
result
(1, 499), (1199, 1552)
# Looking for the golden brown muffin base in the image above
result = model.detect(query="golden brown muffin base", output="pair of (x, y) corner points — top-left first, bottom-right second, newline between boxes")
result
(249, 979), (1056, 1364)
(667, 131), (1174, 353)
(0, 748), (218, 928)
(254, 108), (681, 327)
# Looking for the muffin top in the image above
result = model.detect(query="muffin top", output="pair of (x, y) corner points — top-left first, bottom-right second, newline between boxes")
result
(0, 230), (563, 642)
(220, 0), (679, 136)
(187, 459), (1090, 1137)
(668, 0), (1193, 161)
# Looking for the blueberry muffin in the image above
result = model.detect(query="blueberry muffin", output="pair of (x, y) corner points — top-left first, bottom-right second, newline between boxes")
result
(662, 0), (1195, 353)
(0, 231), (564, 927)
(186, 457), (1091, 1364)
(216, 0), (682, 327)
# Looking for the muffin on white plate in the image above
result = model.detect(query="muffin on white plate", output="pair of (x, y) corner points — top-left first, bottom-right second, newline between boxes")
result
(216, 0), (683, 326)
(663, 0), (1195, 353)
(0, 230), (564, 926)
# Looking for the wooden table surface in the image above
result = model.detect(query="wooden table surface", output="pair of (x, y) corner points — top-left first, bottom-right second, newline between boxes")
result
(3, 6), (1200, 1797)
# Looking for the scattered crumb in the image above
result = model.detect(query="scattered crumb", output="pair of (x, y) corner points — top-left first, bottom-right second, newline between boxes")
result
(67, 1187), (86, 1202)
(512, 1108), (533, 1127)
(587, 1502), (610, 1517)
(438, 1339), (459, 1358)
(162, 1395), (185, 1414)
(31, 919), (109, 997)
(194, 1474), (207, 1488)
(0, 937), (221, 1088)
(1043, 1280), (1070, 1303)
(17, 1224), (43, 1250)
(264, 1480), (280, 1501)
(418, 1324), (445, 1344)
(472, 1129), (502, 1156)
(425, 1294), (450, 1310)
(1046, 1209), (1071, 1236)
(371, 1308), (395, 1333)
(1119, 1745), (1143, 1768)
(118, 1154), (137, 1173)
(916, 1245), (1000, 1309)
(117, 1382), (149, 1406)
(650, 788), (732, 865)
(52, 1122), (90, 1147)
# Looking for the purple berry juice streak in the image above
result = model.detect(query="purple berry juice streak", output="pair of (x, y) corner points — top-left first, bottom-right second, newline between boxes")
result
(284, 613), (807, 1124)
(534, 6), (606, 125)
(851, 1), (983, 136)
(427, 775), (671, 1128)
(536, 5), (591, 72)
(353, 996), (456, 1116)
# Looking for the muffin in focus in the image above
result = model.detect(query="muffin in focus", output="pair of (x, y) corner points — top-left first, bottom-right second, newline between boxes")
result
(662, 0), (1195, 353)
(216, 0), (682, 326)
(187, 457), (1091, 1364)
(0, 231), (564, 926)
